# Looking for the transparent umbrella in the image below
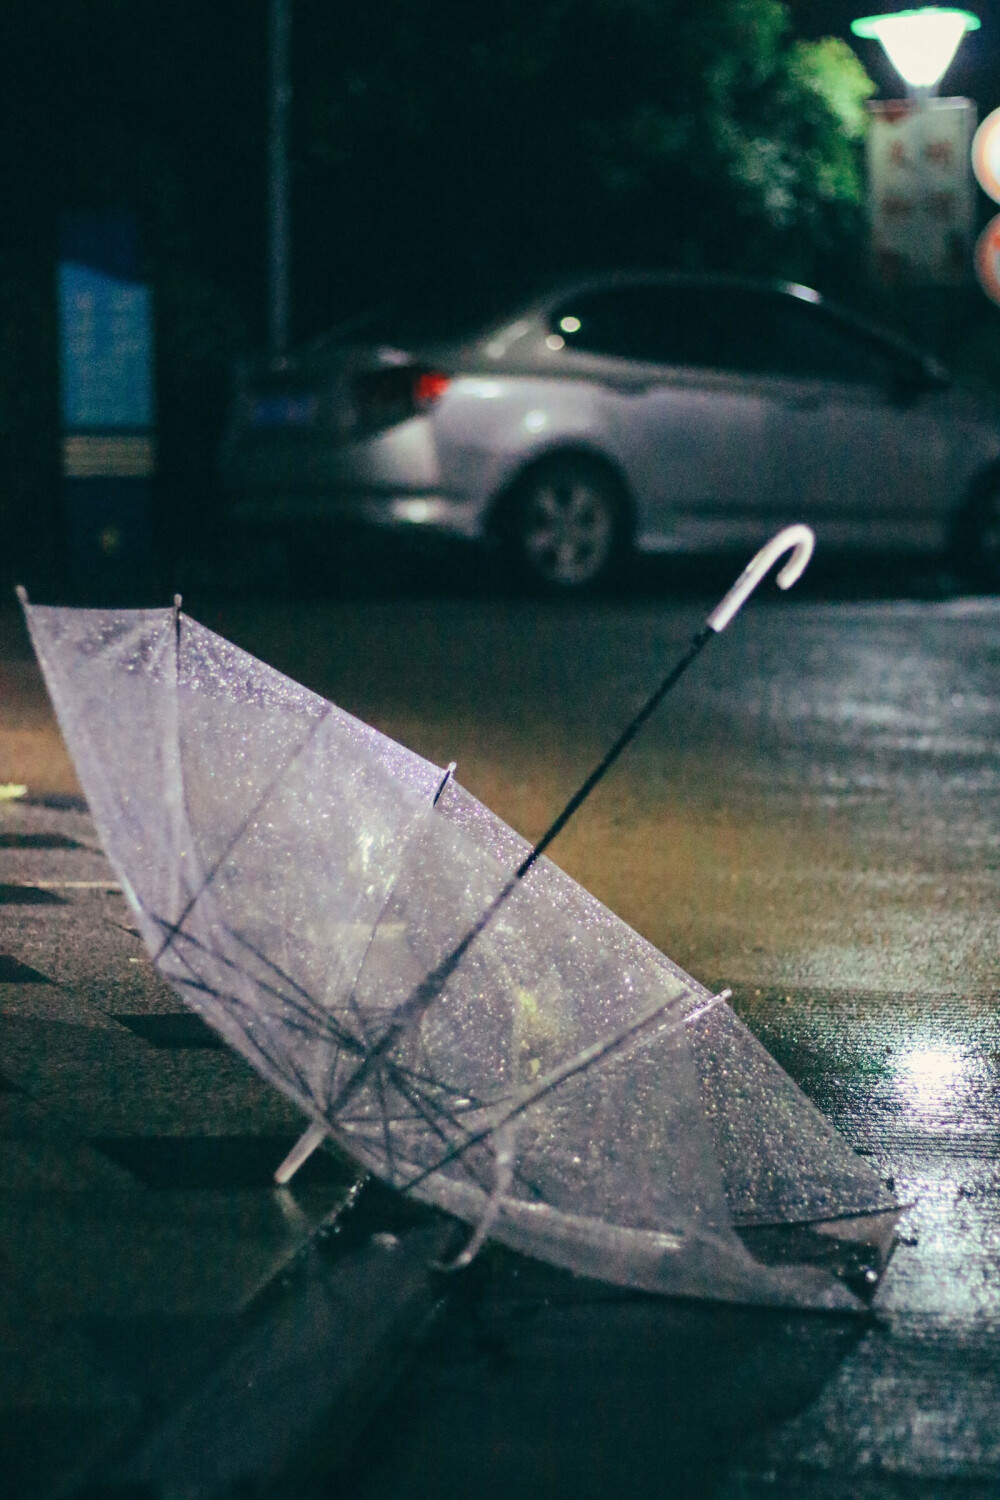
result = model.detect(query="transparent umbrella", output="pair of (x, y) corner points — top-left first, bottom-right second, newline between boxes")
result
(20, 528), (898, 1311)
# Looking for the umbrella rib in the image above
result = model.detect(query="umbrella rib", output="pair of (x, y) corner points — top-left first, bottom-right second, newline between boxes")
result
(220, 924), (365, 1056)
(383, 1061), (478, 1145)
(401, 986), (716, 1193)
(344, 985), (399, 1186)
(222, 941), (361, 1058)
(371, 1060), (398, 1184)
(327, 627), (720, 1119)
(156, 915), (364, 1056)
(385, 1068), (494, 1192)
(407, 1034), (508, 1111)
(386, 1066), (479, 1153)
(385, 1063), (492, 1109)
(325, 881), (522, 1117)
(444, 1122), (517, 1270)
(152, 702), (334, 967)
(159, 926), (336, 1104)
(344, 1002), (474, 1186)
(223, 924), (361, 1036)
(384, 1057), (497, 1134)
(144, 880), (521, 1198)
(383, 1059), (548, 1203)
(168, 969), (319, 1103)
(336, 1100), (427, 1125)
(168, 975), (319, 1100)
(338, 803), (440, 1033)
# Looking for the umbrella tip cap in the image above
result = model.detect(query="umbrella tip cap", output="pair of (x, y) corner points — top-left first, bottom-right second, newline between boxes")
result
(14, 584), (28, 606)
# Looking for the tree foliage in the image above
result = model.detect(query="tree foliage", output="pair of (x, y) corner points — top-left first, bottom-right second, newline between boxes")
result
(298, 0), (875, 318)
(1, 0), (875, 337)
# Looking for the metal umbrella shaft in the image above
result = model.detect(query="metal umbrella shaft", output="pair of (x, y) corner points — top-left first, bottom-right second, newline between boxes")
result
(326, 526), (815, 1120)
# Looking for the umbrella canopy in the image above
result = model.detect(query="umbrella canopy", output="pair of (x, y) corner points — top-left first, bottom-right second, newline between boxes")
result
(23, 600), (897, 1310)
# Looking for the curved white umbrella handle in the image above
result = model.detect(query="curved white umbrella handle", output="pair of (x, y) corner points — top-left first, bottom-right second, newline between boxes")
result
(705, 524), (815, 634)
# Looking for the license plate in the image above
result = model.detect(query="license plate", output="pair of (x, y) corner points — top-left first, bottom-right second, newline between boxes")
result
(251, 394), (318, 427)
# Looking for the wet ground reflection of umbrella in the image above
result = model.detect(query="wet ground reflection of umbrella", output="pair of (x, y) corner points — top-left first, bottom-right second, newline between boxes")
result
(20, 528), (898, 1311)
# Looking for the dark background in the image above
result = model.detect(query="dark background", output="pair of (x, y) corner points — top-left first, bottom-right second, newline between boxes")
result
(3, 0), (1000, 595)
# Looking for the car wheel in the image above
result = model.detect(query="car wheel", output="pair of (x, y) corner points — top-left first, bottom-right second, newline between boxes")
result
(957, 480), (1000, 592)
(504, 458), (627, 592)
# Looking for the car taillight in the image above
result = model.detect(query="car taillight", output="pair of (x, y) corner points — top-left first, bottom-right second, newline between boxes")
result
(413, 371), (450, 408)
(353, 366), (450, 428)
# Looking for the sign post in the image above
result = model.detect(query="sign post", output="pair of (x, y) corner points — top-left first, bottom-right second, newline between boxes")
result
(866, 96), (977, 285)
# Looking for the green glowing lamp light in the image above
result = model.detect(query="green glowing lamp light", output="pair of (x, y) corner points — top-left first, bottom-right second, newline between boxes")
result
(851, 7), (980, 91)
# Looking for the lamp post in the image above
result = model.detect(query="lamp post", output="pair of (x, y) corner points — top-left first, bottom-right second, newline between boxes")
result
(267, 0), (292, 358)
(851, 8), (979, 293)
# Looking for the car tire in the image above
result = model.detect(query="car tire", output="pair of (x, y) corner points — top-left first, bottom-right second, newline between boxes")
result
(956, 479), (1000, 593)
(502, 457), (628, 593)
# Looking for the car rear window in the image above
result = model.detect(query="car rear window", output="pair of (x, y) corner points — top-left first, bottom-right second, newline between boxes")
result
(317, 279), (543, 349)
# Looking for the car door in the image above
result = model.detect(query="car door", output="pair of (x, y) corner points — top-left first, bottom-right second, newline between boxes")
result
(751, 292), (955, 547)
(550, 285), (784, 550)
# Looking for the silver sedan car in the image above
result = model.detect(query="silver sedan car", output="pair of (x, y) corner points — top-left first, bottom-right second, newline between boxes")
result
(220, 272), (1000, 590)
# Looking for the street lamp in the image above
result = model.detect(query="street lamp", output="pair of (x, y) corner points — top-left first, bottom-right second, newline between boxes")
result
(851, 7), (981, 293)
(851, 7), (980, 96)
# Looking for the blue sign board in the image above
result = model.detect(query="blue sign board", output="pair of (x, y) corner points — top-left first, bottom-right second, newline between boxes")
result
(57, 211), (155, 602)
(58, 260), (154, 429)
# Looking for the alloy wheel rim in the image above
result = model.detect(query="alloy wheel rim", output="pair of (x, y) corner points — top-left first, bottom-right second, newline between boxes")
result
(523, 481), (614, 585)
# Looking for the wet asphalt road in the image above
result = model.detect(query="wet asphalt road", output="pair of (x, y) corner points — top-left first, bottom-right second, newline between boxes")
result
(2, 574), (1000, 1496)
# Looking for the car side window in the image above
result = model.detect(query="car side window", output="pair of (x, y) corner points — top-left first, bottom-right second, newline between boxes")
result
(552, 286), (891, 385)
(759, 298), (892, 384)
(671, 289), (890, 384)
